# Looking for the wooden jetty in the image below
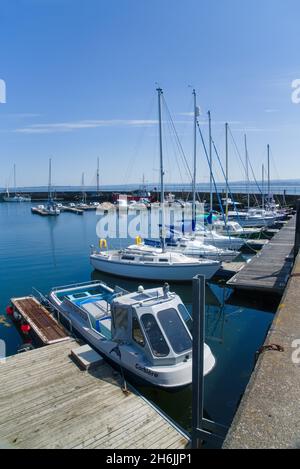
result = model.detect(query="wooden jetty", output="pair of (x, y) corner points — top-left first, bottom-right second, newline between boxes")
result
(0, 341), (189, 449)
(242, 239), (269, 251)
(31, 206), (50, 216)
(60, 205), (84, 215)
(11, 296), (70, 345)
(227, 217), (295, 295)
(216, 261), (246, 279)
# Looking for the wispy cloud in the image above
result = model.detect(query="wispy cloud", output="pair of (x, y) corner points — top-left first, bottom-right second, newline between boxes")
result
(15, 119), (158, 134)
(177, 112), (194, 117)
(264, 109), (279, 113)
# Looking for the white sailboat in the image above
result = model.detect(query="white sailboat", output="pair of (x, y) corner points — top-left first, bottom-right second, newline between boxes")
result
(3, 164), (31, 202)
(90, 88), (221, 281)
(31, 158), (60, 215)
(228, 138), (277, 227)
(176, 93), (245, 254)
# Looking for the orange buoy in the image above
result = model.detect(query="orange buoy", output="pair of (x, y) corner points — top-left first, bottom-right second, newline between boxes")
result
(6, 305), (13, 315)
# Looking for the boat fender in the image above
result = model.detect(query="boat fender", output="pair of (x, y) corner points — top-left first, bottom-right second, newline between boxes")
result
(99, 238), (107, 249)
(6, 305), (13, 316)
(21, 324), (31, 334)
(13, 310), (22, 321)
(135, 236), (142, 245)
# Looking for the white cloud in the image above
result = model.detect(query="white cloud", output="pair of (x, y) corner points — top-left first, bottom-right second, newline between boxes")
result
(15, 119), (158, 134)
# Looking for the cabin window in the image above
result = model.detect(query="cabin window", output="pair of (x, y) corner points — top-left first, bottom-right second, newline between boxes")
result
(113, 306), (128, 331)
(132, 317), (145, 347)
(122, 255), (135, 261)
(141, 314), (170, 357)
(159, 258), (168, 263)
(158, 308), (192, 354)
(178, 304), (193, 334)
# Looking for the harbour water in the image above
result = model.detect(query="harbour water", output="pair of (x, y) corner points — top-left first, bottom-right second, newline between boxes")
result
(0, 202), (274, 435)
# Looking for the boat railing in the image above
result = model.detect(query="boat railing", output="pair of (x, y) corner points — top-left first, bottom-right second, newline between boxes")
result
(50, 280), (104, 292)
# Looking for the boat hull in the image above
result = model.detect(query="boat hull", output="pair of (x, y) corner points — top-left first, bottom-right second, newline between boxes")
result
(90, 254), (220, 281)
(49, 297), (215, 390)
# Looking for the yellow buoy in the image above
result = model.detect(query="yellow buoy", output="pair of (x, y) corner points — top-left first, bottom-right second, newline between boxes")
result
(99, 238), (107, 249)
(135, 236), (142, 245)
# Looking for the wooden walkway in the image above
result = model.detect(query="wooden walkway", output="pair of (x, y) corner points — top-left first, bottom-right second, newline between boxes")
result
(227, 217), (295, 295)
(11, 296), (70, 345)
(0, 341), (189, 449)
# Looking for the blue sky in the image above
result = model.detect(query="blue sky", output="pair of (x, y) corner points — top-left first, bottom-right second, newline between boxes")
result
(0, 0), (300, 188)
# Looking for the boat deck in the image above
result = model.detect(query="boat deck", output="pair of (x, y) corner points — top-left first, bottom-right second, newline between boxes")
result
(0, 340), (189, 449)
(227, 217), (295, 295)
(11, 296), (70, 345)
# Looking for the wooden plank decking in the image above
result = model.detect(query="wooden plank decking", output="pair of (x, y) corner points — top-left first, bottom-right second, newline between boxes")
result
(227, 217), (295, 295)
(0, 341), (189, 449)
(11, 296), (70, 345)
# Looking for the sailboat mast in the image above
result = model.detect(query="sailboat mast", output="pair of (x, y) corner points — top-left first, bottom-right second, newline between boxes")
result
(82, 172), (86, 204)
(96, 158), (100, 195)
(14, 164), (17, 195)
(208, 111), (213, 211)
(48, 158), (52, 201)
(157, 87), (165, 252)
(225, 123), (229, 220)
(192, 89), (197, 230)
(244, 135), (250, 210)
(262, 164), (265, 210)
(267, 144), (270, 203)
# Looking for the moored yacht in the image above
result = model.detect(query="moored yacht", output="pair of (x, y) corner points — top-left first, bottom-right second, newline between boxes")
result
(49, 280), (216, 389)
(90, 246), (220, 281)
(142, 237), (238, 262)
(213, 220), (263, 238)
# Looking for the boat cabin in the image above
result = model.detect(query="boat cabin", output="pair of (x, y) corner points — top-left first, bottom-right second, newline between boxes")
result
(50, 282), (193, 367)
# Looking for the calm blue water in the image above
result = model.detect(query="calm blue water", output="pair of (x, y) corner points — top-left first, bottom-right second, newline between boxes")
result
(0, 202), (274, 437)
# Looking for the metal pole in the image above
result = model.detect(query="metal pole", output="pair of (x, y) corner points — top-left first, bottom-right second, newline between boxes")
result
(262, 164), (265, 210)
(225, 123), (229, 221)
(267, 144), (270, 204)
(48, 158), (52, 202)
(14, 163), (16, 194)
(244, 135), (250, 210)
(192, 275), (205, 449)
(208, 111), (213, 211)
(192, 89), (197, 230)
(157, 87), (165, 252)
(97, 157), (100, 195)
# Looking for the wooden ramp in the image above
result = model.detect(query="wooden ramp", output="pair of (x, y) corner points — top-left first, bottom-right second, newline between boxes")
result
(11, 296), (70, 345)
(0, 341), (188, 449)
(227, 217), (295, 295)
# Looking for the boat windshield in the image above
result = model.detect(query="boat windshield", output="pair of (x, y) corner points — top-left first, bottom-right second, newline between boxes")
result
(141, 314), (170, 357)
(157, 308), (192, 354)
(177, 304), (192, 334)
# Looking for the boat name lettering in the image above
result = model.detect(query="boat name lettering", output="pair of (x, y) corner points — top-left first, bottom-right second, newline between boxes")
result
(135, 363), (158, 378)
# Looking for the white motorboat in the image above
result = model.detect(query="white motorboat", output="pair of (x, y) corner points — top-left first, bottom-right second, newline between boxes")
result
(213, 220), (263, 238)
(49, 280), (216, 389)
(185, 225), (245, 251)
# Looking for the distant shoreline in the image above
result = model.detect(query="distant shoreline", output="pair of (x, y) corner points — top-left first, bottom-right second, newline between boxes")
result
(1, 179), (300, 195)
